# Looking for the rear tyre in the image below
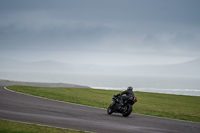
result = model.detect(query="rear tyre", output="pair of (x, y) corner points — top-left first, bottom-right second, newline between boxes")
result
(122, 104), (132, 117)
(107, 104), (113, 115)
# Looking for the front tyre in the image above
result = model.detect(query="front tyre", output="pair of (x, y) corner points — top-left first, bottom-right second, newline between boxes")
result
(122, 104), (132, 117)
(107, 104), (113, 115)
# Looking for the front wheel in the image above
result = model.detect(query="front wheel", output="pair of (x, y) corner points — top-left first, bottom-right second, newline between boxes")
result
(122, 104), (132, 117)
(107, 104), (113, 115)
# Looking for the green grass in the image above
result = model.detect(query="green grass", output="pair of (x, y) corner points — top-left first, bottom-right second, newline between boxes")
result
(7, 85), (200, 123)
(0, 120), (86, 133)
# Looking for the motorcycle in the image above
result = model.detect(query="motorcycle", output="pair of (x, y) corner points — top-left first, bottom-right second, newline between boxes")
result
(107, 94), (137, 117)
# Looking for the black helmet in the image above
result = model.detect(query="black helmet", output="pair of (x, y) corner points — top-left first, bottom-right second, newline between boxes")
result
(127, 86), (133, 91)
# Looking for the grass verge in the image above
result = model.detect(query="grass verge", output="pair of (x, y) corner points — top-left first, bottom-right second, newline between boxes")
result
(0, 119), (86, 133)
(7, 85), (200, 123)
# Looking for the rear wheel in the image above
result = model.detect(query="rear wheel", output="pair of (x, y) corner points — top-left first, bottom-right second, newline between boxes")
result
(107, 104), (113, 115)
(122, 104), (132, 117)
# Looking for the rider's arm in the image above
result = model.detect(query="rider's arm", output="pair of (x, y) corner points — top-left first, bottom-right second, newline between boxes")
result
(118, 90), (127, 96)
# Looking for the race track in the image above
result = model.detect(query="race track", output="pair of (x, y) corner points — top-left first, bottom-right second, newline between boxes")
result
(0, 86), (199, 133)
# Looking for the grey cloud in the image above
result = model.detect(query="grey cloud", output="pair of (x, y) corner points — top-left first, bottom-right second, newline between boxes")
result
(1, 0), (199, 23)
(170, 33), (200, 52)
(0, 0), (200, 65)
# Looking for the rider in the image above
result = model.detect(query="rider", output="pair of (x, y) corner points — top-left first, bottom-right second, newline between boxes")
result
(117, 86), (135, 106)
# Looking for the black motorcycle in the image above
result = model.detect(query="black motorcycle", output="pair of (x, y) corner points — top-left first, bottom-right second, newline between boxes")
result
(107, 95), (137, 117)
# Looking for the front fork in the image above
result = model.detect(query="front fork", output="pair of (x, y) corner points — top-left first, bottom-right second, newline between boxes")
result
(111, 99), (116, 107)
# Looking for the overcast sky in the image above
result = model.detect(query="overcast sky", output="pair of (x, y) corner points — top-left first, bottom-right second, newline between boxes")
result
(0, 0), (200, 66)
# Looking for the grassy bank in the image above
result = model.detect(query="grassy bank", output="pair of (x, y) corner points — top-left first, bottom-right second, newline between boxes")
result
(0, 120), (86, 133)
(7, 86), (200, 123)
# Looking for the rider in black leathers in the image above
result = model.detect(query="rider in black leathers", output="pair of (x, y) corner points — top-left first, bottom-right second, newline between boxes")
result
(112, 86), (135, 106)
(118, 86), (135, 106)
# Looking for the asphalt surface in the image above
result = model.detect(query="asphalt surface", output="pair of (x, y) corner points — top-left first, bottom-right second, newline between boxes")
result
(0, 86), (200, 133)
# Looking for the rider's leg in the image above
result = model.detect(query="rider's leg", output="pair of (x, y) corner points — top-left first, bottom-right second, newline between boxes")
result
(119, 96), (124, 106)
(122, 96), (129, 105)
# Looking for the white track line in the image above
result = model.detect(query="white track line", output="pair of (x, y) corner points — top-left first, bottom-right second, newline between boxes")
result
(4, 86), (105, 110)
(3, 86), (200, 124)
(0, 118), (93, 133)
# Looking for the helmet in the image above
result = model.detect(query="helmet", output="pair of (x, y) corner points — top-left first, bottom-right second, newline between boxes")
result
(127, 86), (133, 91)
